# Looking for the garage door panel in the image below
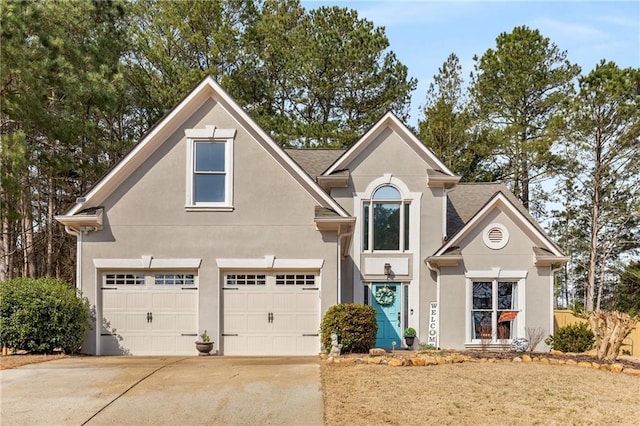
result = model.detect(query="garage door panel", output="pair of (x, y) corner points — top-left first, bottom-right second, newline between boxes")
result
(224, 313), (248, 333)
(222, 271), (320, 356)
(295, 313), (320, 332)
(247, 292), (272, 309)
(151, 312), (196, 332)
(101, 272), (198, 356)
(272, 293), (297, 310)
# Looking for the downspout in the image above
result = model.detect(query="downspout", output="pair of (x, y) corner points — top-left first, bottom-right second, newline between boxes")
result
(63, 226), (82, 292)
(442, 188), (448, 242)
(550, 263), (563, 342)
(337, 225), (354, 305)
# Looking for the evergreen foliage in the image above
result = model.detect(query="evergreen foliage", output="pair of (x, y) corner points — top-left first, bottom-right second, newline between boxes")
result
(0, 277), (91, 354)
(470, 26), (580, 214)
(545, 322), (594, 353)
(321, 304), (377, 354)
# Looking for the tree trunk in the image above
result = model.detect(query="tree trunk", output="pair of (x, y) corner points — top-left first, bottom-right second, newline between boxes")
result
(46, 175), (54, 276)
(586, 128), (603, 312)
(0, 217), (10, 281)
(21, 184), (36, 278)
(586, 310), (637, 361)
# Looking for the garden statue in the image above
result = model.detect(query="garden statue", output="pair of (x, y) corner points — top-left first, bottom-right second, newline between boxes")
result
(329, 332), (342, 357)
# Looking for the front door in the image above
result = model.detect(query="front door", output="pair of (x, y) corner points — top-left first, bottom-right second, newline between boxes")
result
(372, 283), (402, 348)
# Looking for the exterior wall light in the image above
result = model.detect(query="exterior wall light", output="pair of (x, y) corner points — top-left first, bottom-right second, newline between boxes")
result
(384, 263), (392, 277)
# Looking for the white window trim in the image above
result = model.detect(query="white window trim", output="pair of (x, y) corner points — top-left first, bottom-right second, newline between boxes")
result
(185, 126), (236, 210)
(464, 270), (527, 346)
(358, 175), (421, 254)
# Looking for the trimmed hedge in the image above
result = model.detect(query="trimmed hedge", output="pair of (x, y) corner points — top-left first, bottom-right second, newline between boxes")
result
(545, 322), (594, 353)
(0, 277), (91, 354)
(321, 304), (377, 354)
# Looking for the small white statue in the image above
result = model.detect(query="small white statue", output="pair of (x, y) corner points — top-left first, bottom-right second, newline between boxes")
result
(329, 332), (342, 357)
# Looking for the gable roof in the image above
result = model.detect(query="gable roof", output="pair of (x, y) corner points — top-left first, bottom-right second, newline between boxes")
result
(61, 76), (350, 219)
(437, 186), (563, 257)
(322, 111), (457, 177)
(284, 149), (346, 180)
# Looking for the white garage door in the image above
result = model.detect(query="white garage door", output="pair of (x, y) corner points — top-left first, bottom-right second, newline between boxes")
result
(222, 272), (320, 356)
(101, 272), (198, 355)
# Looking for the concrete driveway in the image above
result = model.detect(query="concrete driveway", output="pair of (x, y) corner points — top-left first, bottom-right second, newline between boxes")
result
(1, 356), (323, 425)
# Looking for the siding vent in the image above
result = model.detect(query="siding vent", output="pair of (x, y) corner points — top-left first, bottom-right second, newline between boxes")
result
(483, 223), (509, 250)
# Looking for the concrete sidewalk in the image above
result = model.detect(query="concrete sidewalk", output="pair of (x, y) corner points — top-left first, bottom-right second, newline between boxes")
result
(0, 356), (324, 425)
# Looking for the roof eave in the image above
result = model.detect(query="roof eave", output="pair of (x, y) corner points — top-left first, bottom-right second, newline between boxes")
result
(54, 209), (103, 233)
(317, 174), (349, 190)
(314, 217), (355, 231)
(426, 174), (461, 188)
(534, 255), (569, 267)
(425, 255), (463, 269)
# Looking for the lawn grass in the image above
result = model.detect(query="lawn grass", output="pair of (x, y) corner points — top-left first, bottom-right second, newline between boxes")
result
(321, 362), (640, 425)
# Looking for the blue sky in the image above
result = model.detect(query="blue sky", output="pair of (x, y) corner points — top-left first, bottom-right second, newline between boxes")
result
(302, 0), (640, 127)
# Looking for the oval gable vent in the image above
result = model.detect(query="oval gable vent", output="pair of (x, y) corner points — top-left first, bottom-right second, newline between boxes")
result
(483, 223), (509, 250)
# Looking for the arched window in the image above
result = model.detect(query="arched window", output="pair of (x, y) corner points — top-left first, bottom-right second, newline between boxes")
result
(363, 185), (410, 251)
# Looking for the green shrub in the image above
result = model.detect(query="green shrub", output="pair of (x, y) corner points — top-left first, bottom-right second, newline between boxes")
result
(0, 277), (91, 354)
(545, 322), (594, 353)
(321, 304), (377, 354)
(404, 327), (416, 337)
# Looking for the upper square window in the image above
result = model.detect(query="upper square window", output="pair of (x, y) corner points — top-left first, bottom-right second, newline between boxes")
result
(363, 185), (410, 252)
(185, 127), (235, 210)
(194, 142), (226, 203)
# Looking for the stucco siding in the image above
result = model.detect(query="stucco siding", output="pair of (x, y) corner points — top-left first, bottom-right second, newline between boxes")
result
(437, 207), (554, 350)
(78, 97), (338, 354)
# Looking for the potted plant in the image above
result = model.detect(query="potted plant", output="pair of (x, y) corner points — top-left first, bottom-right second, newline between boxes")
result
(195, 330), (214, 356)
(404, 327), (416, 348)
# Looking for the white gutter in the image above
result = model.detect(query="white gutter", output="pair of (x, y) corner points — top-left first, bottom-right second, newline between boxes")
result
(63, 226), (82, 292)
(336, 225), (354, 304)
(442, 188), (448, 242)
(550, 263), (564, 340)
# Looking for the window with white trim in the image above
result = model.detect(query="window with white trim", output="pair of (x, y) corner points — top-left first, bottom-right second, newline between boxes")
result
(104, 273), (145, 285)
(471, 281), (518, 341)
(225, 274), (266, 286)
(363, 185), (410, 252)
(103, 272), (198, 288)
(275, 274), (316, 285)
(185, 127), (235, 209)
(154, 274), (195, 285)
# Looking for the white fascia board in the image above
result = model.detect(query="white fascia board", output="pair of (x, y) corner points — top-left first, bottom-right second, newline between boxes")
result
(216, 258), (324, 270)
(465, 269), (528, 279)
(67, 79), (215, 215)
(202, 81), (351, 218)
(66, 76), (348, 218)
(151, 258), (202, 269)
(273, 259), (324, 269)
(323, 112), (455, 177)
(93, 257), (202, 269)
(54, 211), (103, 231)
(435, 193), (563, 257)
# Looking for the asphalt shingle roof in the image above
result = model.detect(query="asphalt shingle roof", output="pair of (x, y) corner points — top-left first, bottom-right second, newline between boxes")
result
(446, 183), (550, 242)
(284, 149), (346, 179)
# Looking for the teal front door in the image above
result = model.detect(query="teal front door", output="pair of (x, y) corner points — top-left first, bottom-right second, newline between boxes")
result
(372, 283), (402, 348)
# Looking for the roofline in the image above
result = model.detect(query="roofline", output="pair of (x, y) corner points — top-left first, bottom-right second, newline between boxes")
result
(322, 111), (455, 176)
(434, 191), (564, 257)
(65, 76), (350, 218)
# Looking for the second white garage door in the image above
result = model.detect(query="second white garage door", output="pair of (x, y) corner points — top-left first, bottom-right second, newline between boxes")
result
(222, 272), (320, 355)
